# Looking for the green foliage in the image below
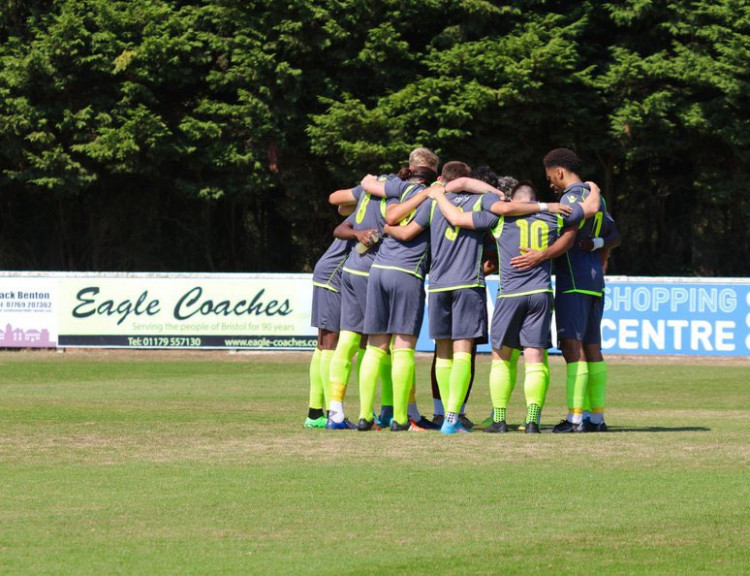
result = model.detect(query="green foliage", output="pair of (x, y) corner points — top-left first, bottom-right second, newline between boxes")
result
(0, 0), (746, 273)
(596, 0), (749, 274)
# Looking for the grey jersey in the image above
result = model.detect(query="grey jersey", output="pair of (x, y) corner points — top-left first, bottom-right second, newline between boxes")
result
(555, 183), (612, 296)
(313, 238), (352, 292)
(414, 192), (501, 292)
(493, 203), (585, 297)
(372, 179), (431, 279)
(341, 182), (387, 276)
(312, 186), (365, 291)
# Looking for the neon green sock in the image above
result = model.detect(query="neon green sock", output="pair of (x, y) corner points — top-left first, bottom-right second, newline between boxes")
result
(489, 359), (513, 421)
(509, 348), (521, 388)
(319, 349), (334, 410)
(391, 348), (415, 425)
(358, 346), (386, 420)
(566, 361), (589, 416)
(435, 357), (453, 410)
(542, 350), (550, 402)
(355, 346), (366, 382)
(493, 406), (506, 423)
(380, 350), (394, 408)
(308, 348), (324, 410)
(524, 362), (547, 411)
(587, 361), (608, 414)
(583, 362), (592, 414)
(328, 330), (361, 403)
(447, 352), (472, 414)
(583, 359), (592, 413)
(526, 403), (541, 425)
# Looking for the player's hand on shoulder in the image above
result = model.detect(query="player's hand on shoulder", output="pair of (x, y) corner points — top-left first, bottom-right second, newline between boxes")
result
(585, 180), (601, 194)
(427, 185), (445, 200)
(549, 203), (572, 216)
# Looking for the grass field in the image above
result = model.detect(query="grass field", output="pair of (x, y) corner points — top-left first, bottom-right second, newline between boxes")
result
(0, 350), (748, 575)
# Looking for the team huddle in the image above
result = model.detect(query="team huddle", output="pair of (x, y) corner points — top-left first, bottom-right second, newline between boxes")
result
(306, 147), (620, 434)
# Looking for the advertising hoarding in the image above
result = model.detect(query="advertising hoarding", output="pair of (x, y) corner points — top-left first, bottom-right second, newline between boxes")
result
(0, 272), (746, 356)
(0, 277), (58, 348)
(416, 277), (748, 356)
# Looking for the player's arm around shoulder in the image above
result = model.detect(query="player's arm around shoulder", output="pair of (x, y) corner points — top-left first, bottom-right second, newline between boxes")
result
(329, 187), (358, 206)
(581, 181), (602, 219)
(384, 220), (424, 242)
(431, 188), (476, 229)
(385, 185), (431, 226)
(444, 177), (506, 199)
(360, 174), (387, 198)
(490, 199), (572, 218)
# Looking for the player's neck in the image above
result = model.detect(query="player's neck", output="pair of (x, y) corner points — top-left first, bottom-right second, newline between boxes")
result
(561, 175), (583, 190)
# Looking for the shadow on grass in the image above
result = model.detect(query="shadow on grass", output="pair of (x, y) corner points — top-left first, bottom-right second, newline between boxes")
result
(602, 426), (711, 433)
(534, 426), (712, 433)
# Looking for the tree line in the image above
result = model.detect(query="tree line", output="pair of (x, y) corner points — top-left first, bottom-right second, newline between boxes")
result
(0, 0), (747, 276)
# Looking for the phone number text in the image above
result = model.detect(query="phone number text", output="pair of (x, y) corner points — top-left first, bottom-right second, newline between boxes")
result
(127, 337), (202, 347)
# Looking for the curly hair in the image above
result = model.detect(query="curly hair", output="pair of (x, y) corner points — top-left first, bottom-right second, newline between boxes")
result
(542, 148), (582, 174)
(496, 175), (519, 196)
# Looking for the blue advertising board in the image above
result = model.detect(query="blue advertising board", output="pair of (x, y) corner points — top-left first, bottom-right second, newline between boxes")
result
(415, 277), (750, 356)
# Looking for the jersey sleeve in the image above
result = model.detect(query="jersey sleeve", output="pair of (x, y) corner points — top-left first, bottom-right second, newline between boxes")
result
(479, 193), (503, 210)
(598, 197), (617, 237)
(350, 184), (364, 203)
(600, 210), (619, 243)
(413, 199), (433, 228)
(384, 178), (405, 200)
(560, 183), (587, 208)
(560, 202), (585, 227)
(472, 210), (500, 231)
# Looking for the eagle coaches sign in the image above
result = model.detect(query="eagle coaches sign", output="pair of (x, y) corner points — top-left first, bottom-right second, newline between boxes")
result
(56, 273), (317, 349)
(0, 272), (317, 349)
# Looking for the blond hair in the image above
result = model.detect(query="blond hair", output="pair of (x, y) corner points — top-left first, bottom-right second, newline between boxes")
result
(408, 147), (439, 171)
